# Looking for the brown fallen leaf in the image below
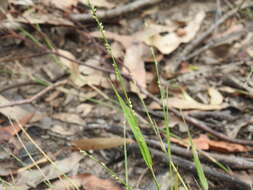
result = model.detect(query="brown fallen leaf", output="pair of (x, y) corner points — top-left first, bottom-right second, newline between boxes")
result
(82, 0), (115, 9)
(43, 0), (79, 10)
(16, 11), (74, 26)
(71, 137), (134, 150)
(149, 90), (227, 110)
(208, 87), (223, 105)
(52, 113), (85, 125)
(171, 135), (249, 153)
(122, 42), (149, 91)
(48, 173), (121, 190)
(90, 31), (133, 49)
(0, 95), (30, 121)
(0, 113), (34, 143)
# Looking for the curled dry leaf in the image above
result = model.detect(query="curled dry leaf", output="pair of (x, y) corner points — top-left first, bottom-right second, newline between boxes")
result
(76, 103), (93, 117)
(82, 0), (115, 9)
(134, 11), (206, 54)
(111, 42), (125, 59)
(90, 31), (133, 49)
(16, 11), (73, 26)
(122, 42), (149, 91)
(247, 47), (253, 57)
(208, 87), (223, 105)
(56, 50), (109, 88)
(0, 95), (30, 121)
(53, 113), (85, 125)
(56, 49), (84, 86)
(79, 56), (110, 88)
(0, 113), (34, 143)
(71, 137), (134, 150)
(171, 135), (249, 153)
(42, 0), (79, 10)
(149, 90), (227, 110)
(48, 173), (121, 190)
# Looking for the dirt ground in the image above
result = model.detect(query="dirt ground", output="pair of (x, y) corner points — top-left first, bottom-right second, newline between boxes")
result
(0, 0), (253, 190)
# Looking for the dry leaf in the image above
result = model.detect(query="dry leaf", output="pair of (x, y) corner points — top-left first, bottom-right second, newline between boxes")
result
(42, 0), (79, 10)
(247, 47), (253, 57)
(82, 0), (115, 9)
(90, 31), (133, 49)
(17, 11), (73, 26)
(0, 113), (34, 143)
(149, 91), (227, 110)
(111, 42), (124, 59)
(122, 43), (148, 90)
(15, 152), (83, 189)
(133, 12), (205, 54)
(76, 103), (93, 117)
(10, 0), (34, 6)
(48, 173), (121, 190)
(172, 135), (248, 153)
(148, 32), (181, 55)
(79, 56), (110, 88)
(0, 95), (30, 121)
(50, 125), (76, 136)
(72, 137), (134, 150)
(133, 22), (175, 44)
(208, 87), (223, 105)
(56, 49), (106, 87)
(56, 49), (84, 86)
(53, 113), (85, 125)
(179, 11), (206, 43)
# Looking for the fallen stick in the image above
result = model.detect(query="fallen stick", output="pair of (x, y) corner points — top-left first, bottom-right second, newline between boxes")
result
(0, 80), (66, 108)
(70, 0), (162, 22)
(174, 2), (253, 67)
(145, 146), (251, 190)
(0, 0), (162, 31)
(146, 139), (253, 169)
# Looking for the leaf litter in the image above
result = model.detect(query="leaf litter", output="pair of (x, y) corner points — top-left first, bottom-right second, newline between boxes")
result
(1, 0), (253, 189)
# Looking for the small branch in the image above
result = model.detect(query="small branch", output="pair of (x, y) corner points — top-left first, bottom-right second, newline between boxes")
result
(0, 81), (41, 94)
(174, 6), (244, 67)
(140, 88), (253, 145)
(184, 29), (246, 61)
(145, 146), (251, 190)
(70, 0), (162, 22)
(0, 80), (67, 108)
(147, 139), (253, 169)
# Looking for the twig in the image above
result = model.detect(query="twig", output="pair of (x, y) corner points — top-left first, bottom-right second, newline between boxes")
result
(140, 88), (253, 145)
(143, 146), (251, 190)
(175, 7), (241, 67)
(184, 29), (246, 61)
(146, 139), (253, 169)
(70, 0), (162, 22)
(0, 81), (41, 94)
(0, 80), (67, 108)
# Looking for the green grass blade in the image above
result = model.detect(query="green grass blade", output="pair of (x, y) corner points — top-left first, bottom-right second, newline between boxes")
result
(192, 143), (208, 190)
(116, 92), (153, 168)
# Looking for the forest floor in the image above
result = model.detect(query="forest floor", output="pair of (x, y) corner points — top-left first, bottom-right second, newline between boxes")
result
(0, 0), (253, 190)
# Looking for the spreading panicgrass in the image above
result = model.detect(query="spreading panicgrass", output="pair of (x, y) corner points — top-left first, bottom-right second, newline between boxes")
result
(88, 2), (161, 189)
